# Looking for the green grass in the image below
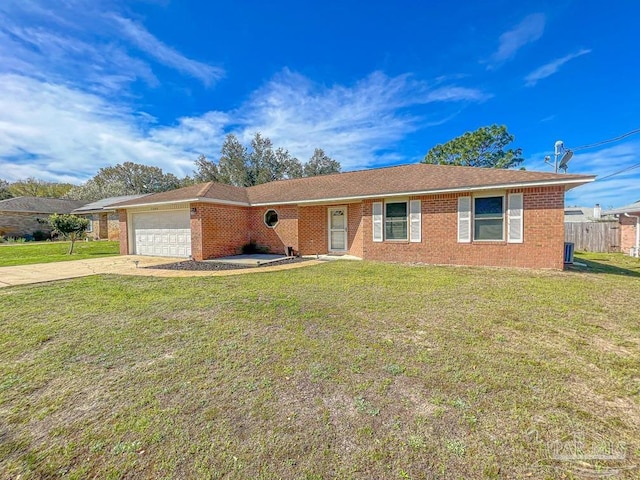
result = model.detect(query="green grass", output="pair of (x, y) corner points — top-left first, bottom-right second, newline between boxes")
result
(0, 241), (119, 266)
(1, 254), (639, 479)
(573, 251), (640, 277)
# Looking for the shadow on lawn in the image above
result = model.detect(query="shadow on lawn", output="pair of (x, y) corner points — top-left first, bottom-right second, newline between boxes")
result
(570, 255), (640, 278)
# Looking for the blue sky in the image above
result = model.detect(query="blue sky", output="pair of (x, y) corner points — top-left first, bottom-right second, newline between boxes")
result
(1, 0), (638, 208)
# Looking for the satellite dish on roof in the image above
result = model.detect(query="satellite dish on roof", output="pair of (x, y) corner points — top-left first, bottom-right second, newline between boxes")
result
(559, 150), (573, 172)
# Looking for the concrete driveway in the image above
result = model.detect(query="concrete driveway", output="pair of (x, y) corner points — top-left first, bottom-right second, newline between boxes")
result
(0, 255), (321, 288)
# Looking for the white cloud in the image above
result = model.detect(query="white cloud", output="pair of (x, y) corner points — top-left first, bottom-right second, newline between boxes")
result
(0, 2), (490, 184)
(488, 13), (546, 67)
(525, 49), (591, 87)
(110, 15), (224, 87)
(229, 70), (490, 170)
(0, 74), (198, 183)
(0, 1), (222, 90)
(0, 70), (489, 183)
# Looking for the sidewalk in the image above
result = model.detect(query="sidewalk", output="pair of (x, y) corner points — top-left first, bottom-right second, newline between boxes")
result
(0, 255), (322, 288)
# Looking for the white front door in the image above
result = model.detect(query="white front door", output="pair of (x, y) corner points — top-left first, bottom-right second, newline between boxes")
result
(328, 207), (348, 252)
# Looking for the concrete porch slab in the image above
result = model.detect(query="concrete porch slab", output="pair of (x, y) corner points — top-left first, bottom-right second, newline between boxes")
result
(303, 254), (362, 261)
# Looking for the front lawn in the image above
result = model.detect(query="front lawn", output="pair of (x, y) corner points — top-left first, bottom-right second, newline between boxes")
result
(1, 255), (639, 479)
(0, 240), (119, 267)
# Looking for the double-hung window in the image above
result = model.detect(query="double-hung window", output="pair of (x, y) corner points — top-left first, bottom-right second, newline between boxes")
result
(458, 193), (523, 243)
(373, 199), (421, 242)
(385, 202), (408, 240)
(473, 196), (504, 241)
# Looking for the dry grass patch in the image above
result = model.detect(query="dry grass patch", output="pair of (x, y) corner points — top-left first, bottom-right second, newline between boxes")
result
(0, 253), (639, 479)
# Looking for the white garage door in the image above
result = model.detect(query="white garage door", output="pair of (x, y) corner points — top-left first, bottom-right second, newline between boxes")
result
(132, 210), (191, 257)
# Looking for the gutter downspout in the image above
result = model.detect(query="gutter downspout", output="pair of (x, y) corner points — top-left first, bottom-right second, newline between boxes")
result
(624, 213), (640, 257)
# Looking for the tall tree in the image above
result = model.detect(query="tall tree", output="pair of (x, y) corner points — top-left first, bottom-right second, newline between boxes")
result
(193, 154), (219, 183)
(277, 148), (303, 179)
(65, 162), (182, 201)
(422, 125), (524, 169)
(64, 178), (130, 202)
(207, 133), (340, 187)
(248, 133), (274, 185)
(218, 134), (250, 187)
(249, 134), (304, 184)
(303, 148), (341, 176)
(93, 162), (182, 194)
(8, 178), (73, 198)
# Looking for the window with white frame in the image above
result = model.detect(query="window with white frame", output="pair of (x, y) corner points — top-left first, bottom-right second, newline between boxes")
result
(473, 196), (504, 241)
(385, 201), (408, 240)
(373, 200), (421, 243)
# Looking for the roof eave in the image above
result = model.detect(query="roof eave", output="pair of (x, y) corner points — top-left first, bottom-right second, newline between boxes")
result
(73, 208), (118, 214)
(602, 208), (640, 215)
(114, 197), (251, 209)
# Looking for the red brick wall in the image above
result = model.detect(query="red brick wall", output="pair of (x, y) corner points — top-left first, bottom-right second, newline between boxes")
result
(620, 214), (639, 254)
(118, 210), (128, 255)
(361, 186), (566, 269)
(298, 205), (327, 255)
(249, 205), (299, 255)
(190, 203), (251, 260)
(296, 203), (363, 256)
(348, 203), (364, 257)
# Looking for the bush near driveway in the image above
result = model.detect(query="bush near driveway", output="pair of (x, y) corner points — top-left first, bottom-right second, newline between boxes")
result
(0, 254), (639, 478)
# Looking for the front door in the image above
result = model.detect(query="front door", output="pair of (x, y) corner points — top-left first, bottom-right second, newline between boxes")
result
(328, 207), (348, 252)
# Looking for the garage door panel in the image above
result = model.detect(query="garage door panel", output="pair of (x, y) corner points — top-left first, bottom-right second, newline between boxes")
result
(132, 210), (191, 258)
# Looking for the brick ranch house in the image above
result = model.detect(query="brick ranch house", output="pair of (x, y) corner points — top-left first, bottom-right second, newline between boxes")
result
(113, 164), (594, 269)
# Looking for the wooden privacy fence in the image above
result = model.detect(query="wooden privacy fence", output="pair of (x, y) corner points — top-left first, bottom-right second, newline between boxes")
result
(564, 221), (621, 252)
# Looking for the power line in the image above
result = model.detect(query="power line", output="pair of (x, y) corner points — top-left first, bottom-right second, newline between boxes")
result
(596, 161), (640, 181)
(572, 127), (640, 151)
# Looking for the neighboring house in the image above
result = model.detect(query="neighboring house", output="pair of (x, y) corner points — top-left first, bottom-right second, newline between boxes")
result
(603, 201), (640, 257)
(564, 204), (613, 222)
(0, 196), (85, 239)
(113, 164), (594, 269)
(72, 195), (148, 241)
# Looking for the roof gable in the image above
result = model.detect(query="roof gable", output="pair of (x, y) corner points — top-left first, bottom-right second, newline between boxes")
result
(112, 182), (249, 208)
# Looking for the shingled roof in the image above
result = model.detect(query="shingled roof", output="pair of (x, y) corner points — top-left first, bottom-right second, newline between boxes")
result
(72, 195), (150, 214)
(112, 163), (595, 208)
(0, 196), (85, 213)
